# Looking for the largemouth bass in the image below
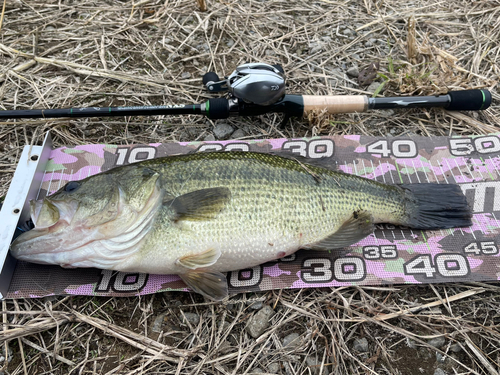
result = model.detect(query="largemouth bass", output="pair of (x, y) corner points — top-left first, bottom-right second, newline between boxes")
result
(10, 151), (472, 300)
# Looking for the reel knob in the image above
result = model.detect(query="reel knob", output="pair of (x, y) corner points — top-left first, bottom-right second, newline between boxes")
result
(202, 72), (227, 92)
(202, 72), (220, 86)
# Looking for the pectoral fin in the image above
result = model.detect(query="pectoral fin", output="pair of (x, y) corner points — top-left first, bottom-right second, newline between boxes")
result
(306, 210), (374, 250)
(176, 248), (221, 270)
(180, 270), (228, 301)
(164, 187), (231, 221)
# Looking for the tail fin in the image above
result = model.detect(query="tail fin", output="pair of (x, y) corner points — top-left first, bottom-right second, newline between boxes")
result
(401, 184), (472, 229)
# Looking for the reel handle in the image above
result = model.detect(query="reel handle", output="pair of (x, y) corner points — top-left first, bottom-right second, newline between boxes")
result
(202, 72), (227, 92)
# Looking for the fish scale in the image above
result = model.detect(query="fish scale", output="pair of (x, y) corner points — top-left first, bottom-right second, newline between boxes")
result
(114, 152), (418, 273)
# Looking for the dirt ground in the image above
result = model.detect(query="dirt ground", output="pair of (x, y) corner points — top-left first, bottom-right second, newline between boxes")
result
(1, 0), (499, 374)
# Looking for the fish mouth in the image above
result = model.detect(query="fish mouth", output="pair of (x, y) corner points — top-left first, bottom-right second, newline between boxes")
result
(30, 198), (79, 228)
(10, 198), (80, 263)
(10, 222), (70, 264)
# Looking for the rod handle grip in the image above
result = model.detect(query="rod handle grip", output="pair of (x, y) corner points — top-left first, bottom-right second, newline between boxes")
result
(447, 89), (491, 111)
(302, 95), (368, 114)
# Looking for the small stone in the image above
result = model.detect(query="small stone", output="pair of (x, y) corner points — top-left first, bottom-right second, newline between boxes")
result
(168, 53), (179, 62)
(434, 368), (447, 375)
(217, 340), (232, 354)
(428, 337), (446, 348)
(226, 39), (235, 48)
(204, 134), (215, 142)
(181, 72), (191, 79)
(310, 45), (322, 54)
(380, 109), (395, 117)
(246, 305), (275, 338)
(182, 312), (200, 326)
(246, 300), (264, 310)
(352, 337), (369, 352)
(186, 126), (201, 137)
(436, 352), (446, 363)
(267, 362), (280, 373)
(424, 307), (442, 315)
(365, 41), (373, 47)
(0, 346), (13, 364)
(406, 338), (417, 349)
(213, 123), (234, 140)
(283, 332), (301, 348)
(450, 343), (462, 353)
(231, 129), (246, 139)
(219, 320), (231, 332)
(43, 295), (58, 303)
(305, 357), (326, 375)
(151, 313), (168, 333)
(346, 66), (359, 77)
(367, 81), (385, 94)
(251, 368), (264, 374)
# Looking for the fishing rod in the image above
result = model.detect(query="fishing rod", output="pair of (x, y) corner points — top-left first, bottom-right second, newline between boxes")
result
(0, 63), (492, 123)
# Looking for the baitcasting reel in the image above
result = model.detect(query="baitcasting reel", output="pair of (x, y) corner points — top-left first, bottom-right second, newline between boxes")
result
(202, 63), (286, 106)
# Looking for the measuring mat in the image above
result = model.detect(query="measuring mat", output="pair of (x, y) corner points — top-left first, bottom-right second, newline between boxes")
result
(5, 134), (500, 298)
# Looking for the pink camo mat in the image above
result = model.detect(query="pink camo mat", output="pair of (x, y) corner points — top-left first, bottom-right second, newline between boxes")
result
(8, 135), (500, 298)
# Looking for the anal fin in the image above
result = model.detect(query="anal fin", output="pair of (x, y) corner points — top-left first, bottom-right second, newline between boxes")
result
(306, 210), (374, 250)
(180, 270), (228, 301)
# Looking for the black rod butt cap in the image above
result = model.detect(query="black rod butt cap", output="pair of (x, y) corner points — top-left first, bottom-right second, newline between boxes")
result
(447, 89), (492, 111)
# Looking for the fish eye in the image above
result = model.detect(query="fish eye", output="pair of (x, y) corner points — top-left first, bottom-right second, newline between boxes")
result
(64, 181), (81, 193)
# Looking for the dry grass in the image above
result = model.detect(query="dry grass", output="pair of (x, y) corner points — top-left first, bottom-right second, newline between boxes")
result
(1, 0), (499, 374)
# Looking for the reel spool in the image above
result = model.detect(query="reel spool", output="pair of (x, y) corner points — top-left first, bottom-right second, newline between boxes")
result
(203, 63), (286, 106)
